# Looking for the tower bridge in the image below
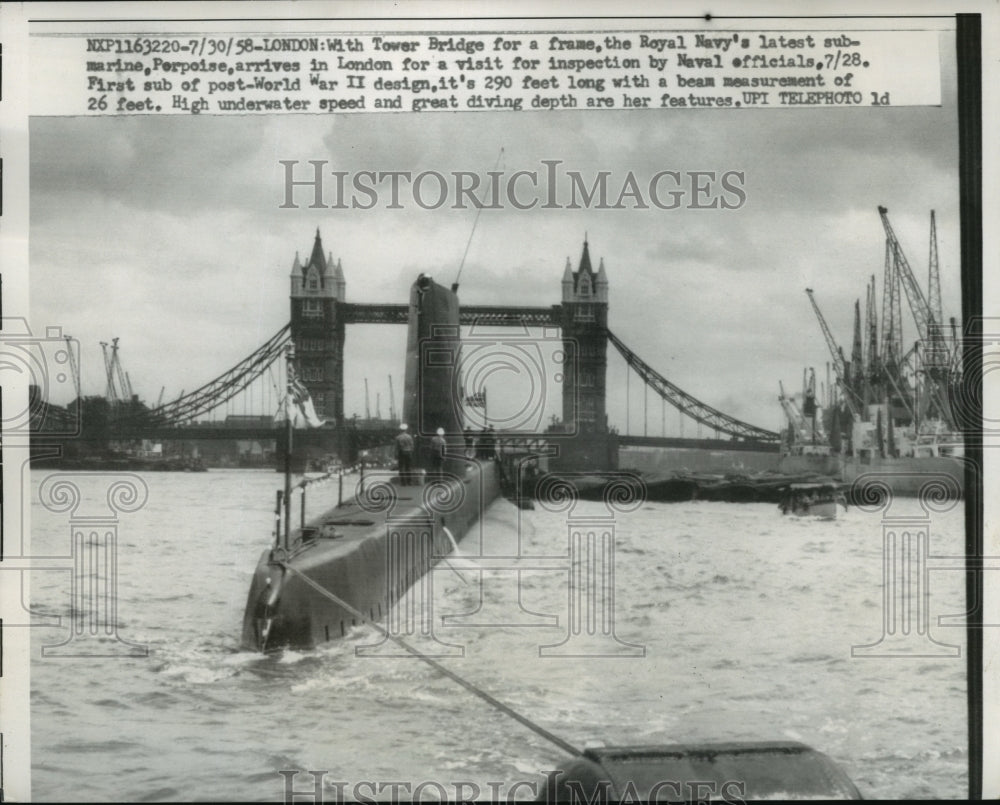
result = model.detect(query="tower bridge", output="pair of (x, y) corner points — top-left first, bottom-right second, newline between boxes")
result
(36, 230), (779, 468)
(284, 229), (776, 465)
(287, 228), (611, 440)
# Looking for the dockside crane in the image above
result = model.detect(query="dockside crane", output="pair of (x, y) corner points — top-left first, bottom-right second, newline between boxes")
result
(879, 239), (904, 374)
(778, 375), (826, 448)
(778, 380), (807, 445)
(849, 299), (865, 404)
(878, 206), (935, 341)
(100, 341), (117, 405)
(864, 275), (881, 404)
(882, 344), (918, 425)
(64, 335), (81, 401)
(928, 210), (943, 331)
(876, 236), (918, 423)
(801, 367), (825, 444)
(110, 338), (134, 403)
(804, 288), (861, 418)
(100, 337), (140, 435)
(877, 206), (955, 428)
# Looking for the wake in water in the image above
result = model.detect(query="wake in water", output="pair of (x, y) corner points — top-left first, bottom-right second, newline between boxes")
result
(440, 524), (481, 585)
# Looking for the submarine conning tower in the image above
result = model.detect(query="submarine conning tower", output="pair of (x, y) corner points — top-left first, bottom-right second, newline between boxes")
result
(402, 273), (463, 471)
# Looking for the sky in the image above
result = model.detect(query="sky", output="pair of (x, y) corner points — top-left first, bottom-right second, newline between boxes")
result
(29, 32), (962, 435)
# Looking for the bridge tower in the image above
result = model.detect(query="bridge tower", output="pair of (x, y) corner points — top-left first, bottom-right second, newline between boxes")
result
(560, 237), (609, 435)
(289, 229), (345, 423)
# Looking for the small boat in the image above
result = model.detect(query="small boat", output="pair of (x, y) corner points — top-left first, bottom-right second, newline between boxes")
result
(779, 482), (847, 519)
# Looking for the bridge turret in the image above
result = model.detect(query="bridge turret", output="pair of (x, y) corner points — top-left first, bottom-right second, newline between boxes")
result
(561, 257), (573, 302)
(561, 237), (607, 327)
(289, 230), (345, 423)
(595, 257), (608, 303)
(289, 230), (339, 299)
(289, 252), (302, 295)
(332, 257), (346, 302)
(560, 237), (609, 435)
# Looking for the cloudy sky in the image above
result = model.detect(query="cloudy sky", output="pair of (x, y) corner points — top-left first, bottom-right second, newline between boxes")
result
(29, 30), (961, 434)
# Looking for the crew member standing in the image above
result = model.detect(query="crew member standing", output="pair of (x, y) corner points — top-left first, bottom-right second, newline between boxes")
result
(483, 425), (498, 461)
(431, 427), (447, 478)
(395, 423), (414, 485)
(521, 457), (541, 498)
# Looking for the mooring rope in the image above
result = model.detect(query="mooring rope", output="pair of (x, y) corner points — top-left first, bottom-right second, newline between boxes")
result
(276, 560), (582, 758)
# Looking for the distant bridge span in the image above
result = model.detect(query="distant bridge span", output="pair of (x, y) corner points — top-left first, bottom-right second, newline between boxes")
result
(606, 329), (780, 443)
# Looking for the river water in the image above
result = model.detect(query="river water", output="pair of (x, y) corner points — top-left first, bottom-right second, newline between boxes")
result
(28, 469), (967, 801)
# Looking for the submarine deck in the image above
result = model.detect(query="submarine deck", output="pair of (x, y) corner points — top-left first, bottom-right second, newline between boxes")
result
(241, 459), (501, 651)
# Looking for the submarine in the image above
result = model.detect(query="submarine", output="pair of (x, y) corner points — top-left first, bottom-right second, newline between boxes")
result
(241, 274), (501, 652)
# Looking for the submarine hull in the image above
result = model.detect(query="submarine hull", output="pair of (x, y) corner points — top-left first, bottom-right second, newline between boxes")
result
(241, 461), (499, 652)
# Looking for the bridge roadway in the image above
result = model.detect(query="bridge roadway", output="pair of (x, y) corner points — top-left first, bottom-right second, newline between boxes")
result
(341, 303), (561, 327)
(113, 425), (397, 443)
(111, 426), (547, 444)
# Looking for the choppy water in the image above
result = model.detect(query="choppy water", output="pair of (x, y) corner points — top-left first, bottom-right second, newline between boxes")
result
(28, 469), (967, 801)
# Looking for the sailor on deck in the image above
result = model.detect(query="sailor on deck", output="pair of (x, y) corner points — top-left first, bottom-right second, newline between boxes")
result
(431, 427), (447, 478)
(482, 425), (498, 461)
(395, 423), (414, 485)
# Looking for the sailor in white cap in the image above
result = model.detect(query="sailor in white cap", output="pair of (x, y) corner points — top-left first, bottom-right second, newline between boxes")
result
(430, 427), (447, 478)
(395, 423), (414, 485)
